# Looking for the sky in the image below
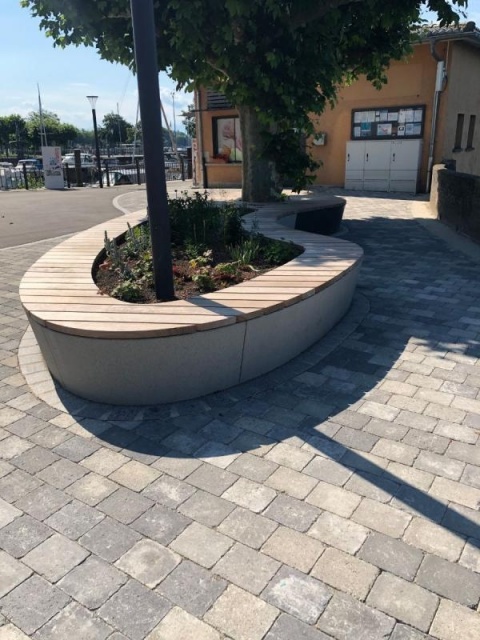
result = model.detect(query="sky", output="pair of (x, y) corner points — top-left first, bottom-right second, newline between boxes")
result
(0, 1), (193, 132)
(1, 1), (480, 132)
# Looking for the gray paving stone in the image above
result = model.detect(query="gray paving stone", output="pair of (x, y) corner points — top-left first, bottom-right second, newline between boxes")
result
(132, 504), (190, 545)
(416, 553), (480, 607)
(390, 624), (433, 640)
(0, 575), (70, 636)
(14, 485), (70, 521)
(364, 418), (409, 441)
(263, 494), (319, 532)
(429, 597), (480, 640)
(262, 526), (324, 572)
(35, 458), (86, 490)
(318, 592), (396, 640)
(265, 613), (331, 640)
(178, 490), (234, 527)
(142, 475), (196, 508)
(303, 457), (352, 486)
(353, 497), (411, 538)
(79, 517), (141, 562)
(386, 461), (434, 490)
(108, 460), (160, 492)
(152, 454), (203, 480)
(204, 584), (278, 640)
(306, 482), (362, 518)
(6, 416), (46, 438)
(265, 466), (318, 499)
(97, 487), (153, 524)
(262, 565), (331, 624)
(0, 550), (31, 598)
(34, 602), (112, 640)
(66, 472), (118, 506)
(0, 469), (42, 503)
(115, 539), (179, 588)
(459, 538), (480, 573)
(45, 500), (104, 539)
(158, 560), (227, 616)
(214, 542), (280, 595)
(52, 436), (101, 463)
(57, 555), (127, 610)
(0, 497), (21, 528)
(441, 502), (480, 539)
(217, 506), (278, 549)
(0, 460), (13, 479)
(170, 522), (233, 568)
(391, 485), (447, 522)
(222, 477), (276, 512)
(311, 547), (379, 600)
(371, 439), (419, 465)
(309, 511), (369, 554)
(195, 441), (241, 469)
(11, 446), (59, 474)
(98, 579), (171, 640)
(147, 606), (222, 640)
(264, 442), (314, 471)
(415, 450), (465, 480)
(402, 429), (449, 454)
(345, 471), (399, 503)
(367, 573), (438, 632)
(334, 426), (379, 452)
(227, 452), (278, 483)
(184, 462), (238, 496)
(29, 428), (77, 450)
(462, 464), (480, 489)
(446, 441), (480, 466)
(0, 515), (52, 558)
(358, 532), (423, 580)
(23, 532), (89, 582)
(0, 623), (30, 638)
(430, 475), (480, 510)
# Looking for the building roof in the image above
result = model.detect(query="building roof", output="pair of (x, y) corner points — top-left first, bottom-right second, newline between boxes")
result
(417, 21), (480, 47)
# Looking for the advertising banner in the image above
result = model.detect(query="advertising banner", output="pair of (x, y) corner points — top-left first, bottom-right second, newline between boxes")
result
(41, 146), (64, 189)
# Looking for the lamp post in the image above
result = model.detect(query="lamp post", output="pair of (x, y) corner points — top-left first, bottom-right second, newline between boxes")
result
(86, 95), (103, 188)
(171, 91), (176, 147)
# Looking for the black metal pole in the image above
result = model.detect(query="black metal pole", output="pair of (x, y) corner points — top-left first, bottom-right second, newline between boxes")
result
(91, 108), (103, 189)
(130, 0), (174, 300)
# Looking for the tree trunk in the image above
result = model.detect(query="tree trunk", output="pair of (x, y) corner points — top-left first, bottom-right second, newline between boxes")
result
(239, 105), (278, 202)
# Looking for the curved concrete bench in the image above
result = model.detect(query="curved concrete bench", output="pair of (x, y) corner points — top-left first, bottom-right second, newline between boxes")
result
(19, 199), (363, 405)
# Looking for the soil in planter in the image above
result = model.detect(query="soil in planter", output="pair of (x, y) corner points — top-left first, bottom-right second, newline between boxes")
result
(95, 226), (303, 304)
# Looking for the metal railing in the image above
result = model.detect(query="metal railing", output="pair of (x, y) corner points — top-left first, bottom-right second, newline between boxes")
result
(0, 157), (190, 191)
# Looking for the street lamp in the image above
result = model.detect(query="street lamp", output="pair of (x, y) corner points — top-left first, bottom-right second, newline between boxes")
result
(171, 91), (176, 147)
(86, 95), (103, 188)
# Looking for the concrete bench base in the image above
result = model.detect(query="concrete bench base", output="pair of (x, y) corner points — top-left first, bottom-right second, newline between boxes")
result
(20, 198), (363, 405)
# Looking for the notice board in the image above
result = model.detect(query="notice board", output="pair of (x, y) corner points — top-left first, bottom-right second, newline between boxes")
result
(351, 105), (425, 141)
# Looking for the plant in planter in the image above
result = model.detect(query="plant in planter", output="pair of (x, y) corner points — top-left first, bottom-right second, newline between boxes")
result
(96, 192), (302, 303)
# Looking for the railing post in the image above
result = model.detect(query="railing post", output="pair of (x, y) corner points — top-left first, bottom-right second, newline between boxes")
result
(22, 163), (28, 190)
(181, 156), (185, 181)
(104, 161), (110, 187)
(65, 164), (71, 188)
(135, 157), (141, 185)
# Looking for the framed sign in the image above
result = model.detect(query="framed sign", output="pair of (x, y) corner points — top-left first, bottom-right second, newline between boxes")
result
(351, 105), (425, 141)
(212, 117), (243, 162)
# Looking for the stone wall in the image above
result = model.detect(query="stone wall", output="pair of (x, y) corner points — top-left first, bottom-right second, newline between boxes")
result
(431, 166), (480, 242)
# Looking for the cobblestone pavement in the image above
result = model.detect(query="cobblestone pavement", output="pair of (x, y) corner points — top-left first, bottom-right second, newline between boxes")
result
(1, 187), (480, 639)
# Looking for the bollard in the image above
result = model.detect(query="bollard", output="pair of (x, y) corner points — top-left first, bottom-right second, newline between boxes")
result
(104, 161), (110, 187)
(65, 164), (71, 189)
(181, 156), (185, 181)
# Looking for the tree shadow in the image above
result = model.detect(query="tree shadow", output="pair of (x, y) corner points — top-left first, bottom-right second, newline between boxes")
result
(57, 211), (480, 548)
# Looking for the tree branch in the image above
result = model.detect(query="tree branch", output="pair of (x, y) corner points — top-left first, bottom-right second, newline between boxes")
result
(291, 0), (364, 29)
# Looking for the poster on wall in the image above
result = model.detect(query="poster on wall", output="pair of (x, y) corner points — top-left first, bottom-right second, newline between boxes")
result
(213, 117), (243, 162)
(41, 146), (64, 189)
(351, 105), (425, 140)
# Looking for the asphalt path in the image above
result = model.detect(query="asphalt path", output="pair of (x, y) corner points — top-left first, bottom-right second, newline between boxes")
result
(0, 185), (145, 248)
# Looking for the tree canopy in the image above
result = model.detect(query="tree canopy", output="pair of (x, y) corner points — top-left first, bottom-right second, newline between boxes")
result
(22, 0), (468, 200)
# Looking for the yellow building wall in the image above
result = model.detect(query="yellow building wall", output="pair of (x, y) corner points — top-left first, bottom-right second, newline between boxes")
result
(197, 89), (242, 188)
(310, 43), (446, 191)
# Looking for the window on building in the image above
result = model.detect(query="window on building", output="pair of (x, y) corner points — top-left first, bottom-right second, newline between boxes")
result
(453, 113), (465, 151)
(212, 117), (242, 162)
(466, 115), (476, 150)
